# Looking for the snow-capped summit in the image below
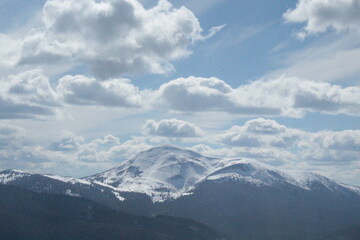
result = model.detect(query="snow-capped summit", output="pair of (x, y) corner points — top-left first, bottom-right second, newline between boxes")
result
(86, 145), (218, 201)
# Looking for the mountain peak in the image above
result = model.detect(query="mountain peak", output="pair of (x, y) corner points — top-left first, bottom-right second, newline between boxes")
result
(86, 145), (218, 202)
(135, 145), (206, 159)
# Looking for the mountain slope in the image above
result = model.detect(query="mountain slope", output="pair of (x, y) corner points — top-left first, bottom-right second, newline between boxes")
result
(0, 169), (127, 210)
(154, 171), (360, 240)
(0, 184), (224, 240)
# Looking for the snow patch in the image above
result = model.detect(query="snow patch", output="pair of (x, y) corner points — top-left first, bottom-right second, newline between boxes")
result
(112, 191), (125, 201)
(65, 189), (81, 197)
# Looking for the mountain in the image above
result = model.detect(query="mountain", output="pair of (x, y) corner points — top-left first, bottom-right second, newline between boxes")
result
(85, 146), (360, 240)
(1, 146), (360, 240)
(0, 184), (224, 240)
(86, 146), (218, 202)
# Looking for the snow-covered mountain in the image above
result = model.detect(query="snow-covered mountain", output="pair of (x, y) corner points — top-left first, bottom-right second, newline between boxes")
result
(85, 145), (360, 202)
(83, 146), (360, 239)
(85, 146), (218, 201)
(1, 146), (360, 240)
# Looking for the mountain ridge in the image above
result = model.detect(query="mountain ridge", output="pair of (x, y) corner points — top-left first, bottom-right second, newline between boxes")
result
(1, 145), (360, 202)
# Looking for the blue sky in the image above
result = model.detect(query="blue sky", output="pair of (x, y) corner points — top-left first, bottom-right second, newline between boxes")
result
(0, 0), (360, 185)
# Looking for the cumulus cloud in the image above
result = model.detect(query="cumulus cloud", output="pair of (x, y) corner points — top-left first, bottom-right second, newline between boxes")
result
(214, 118), (360, 166)
(143, 118), (203, 138)
(92, 135), (120, 145)
(155, 76), (360, 117)
(2, 72), (358, 119)
(0, 69), (60, 119)
(76, 135), (121, 163)
(0, 127), (128, 175)
(7, 69), (59, 106)
(49, 131), (85, 151)
(217, 118), (303, 148)
(12, 0), (216, 79)
(284, 0), (360, 38)
(299, 130), (360, 163)
(233, 77), (360, 117)
(56, 75), (144, 107)
(105, 137), (152, 163)
(0, 123), (71, 172)
(0, 119), (359, 184)
(155, 76), (281, 115)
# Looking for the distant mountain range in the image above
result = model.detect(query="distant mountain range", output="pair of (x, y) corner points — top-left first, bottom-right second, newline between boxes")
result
(1, 146), (360, 240)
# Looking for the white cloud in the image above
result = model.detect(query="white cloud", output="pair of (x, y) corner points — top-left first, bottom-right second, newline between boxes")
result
(143, 118), (203, 138)
(299, 130), (360, 163)
(217, 118), (303, 148)
(7, 69), (59, 106)
(233, 76), (360, 117)
(155, 76), (360, 117)
(278, 1), (360, 83)
(155, 76), (282, 115)
(215, 118), (360, 166)
(2, 67), (358, 120)
(106, 136), (152, 162)
(49, 131), (85, 151)
(56, 75), (144, 107)
(284, 0), (360, 38)
(0, 119), (359, 184)
(11, 0), (214, 79)
(0, 69), (60, 119)
(92, 135), (120, 145)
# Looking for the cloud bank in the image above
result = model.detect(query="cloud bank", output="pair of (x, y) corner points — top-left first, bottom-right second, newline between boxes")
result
(155, 76), (360, 117)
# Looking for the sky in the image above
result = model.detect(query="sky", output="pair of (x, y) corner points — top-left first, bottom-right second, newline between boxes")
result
(0, 0), (360, 185)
